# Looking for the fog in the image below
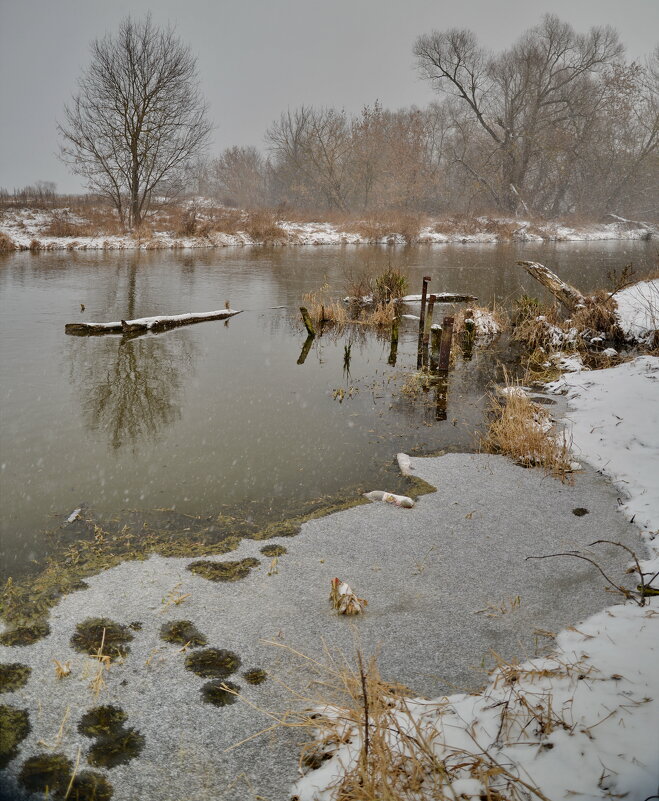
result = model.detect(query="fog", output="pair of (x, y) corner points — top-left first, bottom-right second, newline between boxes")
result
(0, 0), (657, 193)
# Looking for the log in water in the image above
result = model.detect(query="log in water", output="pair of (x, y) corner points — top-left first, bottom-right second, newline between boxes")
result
(65, 309), (242, 335)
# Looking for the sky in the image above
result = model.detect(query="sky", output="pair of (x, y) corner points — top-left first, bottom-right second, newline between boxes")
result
(0, 0), (657, 193)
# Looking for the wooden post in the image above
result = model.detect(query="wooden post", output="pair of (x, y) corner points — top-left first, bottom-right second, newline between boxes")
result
(300, 307), (316, 337)
(297, 334), (314, 365)
(388, 317), (399, 366)
(438, 316), (454, 371)
(462, 307), (475, 361)
(416, 276), (431, 369)
(430, 324), (442, 372)
(422, 294), (436, 369)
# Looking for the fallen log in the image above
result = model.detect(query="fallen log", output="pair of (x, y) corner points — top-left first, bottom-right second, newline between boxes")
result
(343, 292), (477, 304)
(65, 308), (242, 336)
(517, 261), (586, 312)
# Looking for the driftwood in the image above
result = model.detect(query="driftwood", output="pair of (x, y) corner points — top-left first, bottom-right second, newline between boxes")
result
(65, 308), (242, 336)
(517, 261), (586, 312)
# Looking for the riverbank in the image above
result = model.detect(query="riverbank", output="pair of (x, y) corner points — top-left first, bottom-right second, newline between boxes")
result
(1, 357), (656, 797)
(0, 206), (654, 251)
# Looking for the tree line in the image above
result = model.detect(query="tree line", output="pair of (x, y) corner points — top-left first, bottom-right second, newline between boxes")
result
(56, 14), (658, 225)
(199, 16), (657, 219)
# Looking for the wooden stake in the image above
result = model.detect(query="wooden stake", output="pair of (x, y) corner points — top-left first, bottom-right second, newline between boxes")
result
(300, 306), (316, 337)
(416, 276), (431, 369)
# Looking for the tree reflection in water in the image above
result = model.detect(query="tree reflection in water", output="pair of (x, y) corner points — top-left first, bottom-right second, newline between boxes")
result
(70, 331), (197, 450)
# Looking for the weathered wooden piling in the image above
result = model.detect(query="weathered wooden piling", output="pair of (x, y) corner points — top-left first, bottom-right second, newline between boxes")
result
(300, 307), (316, 337)
(435, 374), (448, 421)
(416, 276), (431, 369)
(430, 324), (442, 371)
(437, 316), (454, 371)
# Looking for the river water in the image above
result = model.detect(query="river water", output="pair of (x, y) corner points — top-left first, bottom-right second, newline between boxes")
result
(0, 240), (654, 577)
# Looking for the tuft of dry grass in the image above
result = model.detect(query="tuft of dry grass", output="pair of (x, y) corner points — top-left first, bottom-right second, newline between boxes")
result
(482, 381), (573, 479)
(0, 231), (16, 252)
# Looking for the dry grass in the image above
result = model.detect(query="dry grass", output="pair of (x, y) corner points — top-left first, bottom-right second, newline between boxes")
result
(482, 381), (573, 479)
(0, 231), (16, 252)
(344, 212), (424, 244)
(433, 215), (522, 240)
(279, 647), (554, 801)
(303, 282), (398, 331)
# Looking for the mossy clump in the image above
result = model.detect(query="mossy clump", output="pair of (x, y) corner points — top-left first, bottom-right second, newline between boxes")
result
(201, 679), (240, 707)
(78, 705), (128, 738)
(187, 558), (260, 582)
(128, 621), (143, 631)
(66, 769), (114, 800)
(243, 668), (267, 685)
(160, 620), (207, 648)
(0, 621), (50, 647)
(0, 663), (31, 693)
(19, 752), (72, 795)
(87, 727), (145, 769)
(185, 648), (241, 679)
(573, 507), (589, 516)
(260, 544), (287, 557)
(0, 704), (30, 769)
(70, 618), (133, 661)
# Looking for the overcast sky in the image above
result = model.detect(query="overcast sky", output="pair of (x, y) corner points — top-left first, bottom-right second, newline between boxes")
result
(0, 0), (657, 193)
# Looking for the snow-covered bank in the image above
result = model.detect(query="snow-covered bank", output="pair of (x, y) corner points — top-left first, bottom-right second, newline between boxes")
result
(0, 208), (653, 251)
(293, 356), (659, 801)
(550, 356), (659, 560)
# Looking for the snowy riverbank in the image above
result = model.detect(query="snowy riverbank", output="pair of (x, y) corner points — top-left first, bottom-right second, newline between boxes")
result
(0, 207), (654, 251)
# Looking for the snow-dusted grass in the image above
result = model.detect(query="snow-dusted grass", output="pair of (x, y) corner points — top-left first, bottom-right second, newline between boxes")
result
(0, 207), (653, 250)
(293, 601), (658, 801)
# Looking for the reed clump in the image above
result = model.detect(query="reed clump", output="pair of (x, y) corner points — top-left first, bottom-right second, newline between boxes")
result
(482, 386), (573, 478)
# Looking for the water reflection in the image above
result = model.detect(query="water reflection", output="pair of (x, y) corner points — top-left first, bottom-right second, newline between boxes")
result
(69, 332), (196, 450)
(67, 261), (197, 449)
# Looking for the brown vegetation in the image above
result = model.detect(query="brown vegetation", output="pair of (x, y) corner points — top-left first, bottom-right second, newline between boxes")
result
(483, 384), (573, 478)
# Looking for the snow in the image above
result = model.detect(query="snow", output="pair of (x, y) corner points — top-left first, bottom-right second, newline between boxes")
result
(293, 355), (659, 801)
(549, 356), (659, 539)
(615, 279), (659, 344)
(0, 208), (653, 250)
(294, 600), (659, 801)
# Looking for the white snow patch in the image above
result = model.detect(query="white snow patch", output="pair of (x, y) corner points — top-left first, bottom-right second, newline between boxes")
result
(615, 279), (659, 344)
(557, 356), (659, 538)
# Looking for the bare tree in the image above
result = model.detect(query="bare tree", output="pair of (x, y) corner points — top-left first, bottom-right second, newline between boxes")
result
(210, 146), (268, 208)
(414, 15), (623, 213)
(59, 15), (211, 228)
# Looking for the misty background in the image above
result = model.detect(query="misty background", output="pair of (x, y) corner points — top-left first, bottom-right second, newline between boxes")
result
(1, 0), (657, 195)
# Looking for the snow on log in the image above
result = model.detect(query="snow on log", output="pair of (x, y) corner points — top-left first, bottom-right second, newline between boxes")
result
(613, 279), (659, 344)
(517, 261), (587, 312)
(65, 308), (242, 335)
